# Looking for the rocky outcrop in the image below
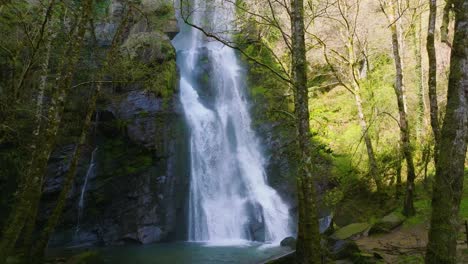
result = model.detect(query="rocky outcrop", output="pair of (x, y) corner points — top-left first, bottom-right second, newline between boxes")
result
(331, 223), (371, 240)
(38, 0), (188, 247)
(368, 212), (405, 234)
(280, 237), (297, 249)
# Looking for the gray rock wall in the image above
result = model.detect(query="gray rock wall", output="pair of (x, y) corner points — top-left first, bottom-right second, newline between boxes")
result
(38, 0), (189, 247)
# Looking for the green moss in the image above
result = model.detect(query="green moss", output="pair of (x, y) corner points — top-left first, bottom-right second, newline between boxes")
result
(99, 137), (154, 180)
(404, 200), (430, 227)
(138, 110), (150, 118)
(117, 33), (176, 99)
(331, 223), (370, 240)
(94, 0), (111, 17)
(396, 255), (424, 264)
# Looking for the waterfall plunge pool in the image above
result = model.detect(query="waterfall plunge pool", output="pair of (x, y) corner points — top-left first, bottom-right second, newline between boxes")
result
(48, 242), (292, 264)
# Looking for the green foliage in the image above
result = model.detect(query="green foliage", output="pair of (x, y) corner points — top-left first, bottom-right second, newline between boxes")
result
(99, 137), (154, 181)
(331, 222), (370, 240)
(116, 32), (176, 99)
(94, 0), (111, 17)
(324, 187), (344, 209)
(396, 255), (424, 263)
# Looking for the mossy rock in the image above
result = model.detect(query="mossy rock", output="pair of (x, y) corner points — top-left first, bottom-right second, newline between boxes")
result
(121, 32), (175, 64)
(280, 236), (297, 249)
(369, 212), (405, 235)
(331, 223), (370, 240)
(141, 0), (173, 15)
(328, 239), (361, 260)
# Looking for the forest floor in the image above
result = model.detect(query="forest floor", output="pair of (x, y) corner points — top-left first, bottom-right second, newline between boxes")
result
(355, 222), (468, 263)
(349, 171), (468, 263)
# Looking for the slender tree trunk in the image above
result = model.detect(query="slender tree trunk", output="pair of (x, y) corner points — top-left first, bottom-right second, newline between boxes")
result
(21, 28), (56, 254)
(13, 0), (57, 101)
(347, 34), (381, 192)
(411, 10), (426, 141)
(291, 0), (321, 263)
(396, 143), (403, 198)
(427, 0), (440, 162)
(0, 1), (93, 262)
(30, 8), (131, 260)
(425, 1), (468, 262)
(30, 87), (99, 263)
(353, 89), (381, 191)
(440, 0), (452, 45)
(388, 0), (416, 216)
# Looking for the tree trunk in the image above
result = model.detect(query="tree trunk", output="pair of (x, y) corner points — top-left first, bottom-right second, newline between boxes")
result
(353, 89), (381, 191)
(30, 7), (131, 260)
(30, 86), (99, 263)
(425, 1), (468, 262)
(0, 1), (93, 262)
(21, 27), (56, 254)
(411, 10), (426, 141)
(388, 0), (416, 216)
(395, 142), (403, 198)
(291, 0), (321, 263)
(347, 32), (381, 192)
(427, 0), (440, 162)
(440, 0), (452, 45)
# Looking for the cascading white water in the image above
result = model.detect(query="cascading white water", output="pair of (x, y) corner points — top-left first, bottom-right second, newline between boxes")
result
(173, 0), (291, 244)
(75, 147), (98, 233)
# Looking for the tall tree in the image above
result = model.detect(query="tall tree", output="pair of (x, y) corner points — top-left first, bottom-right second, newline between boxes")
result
(380, 0), (417, 216)
(425, 0), (468, 262)
(426, 0), (440, 162)
(29, 5), (132, 261)
(0, 0), (93, 262)
(291, 0), (322, 262)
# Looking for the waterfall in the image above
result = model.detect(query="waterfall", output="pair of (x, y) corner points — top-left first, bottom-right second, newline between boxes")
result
(75, 112), (100, 234)
(173, 0), (291, 244)
(75, 147), (98, 234)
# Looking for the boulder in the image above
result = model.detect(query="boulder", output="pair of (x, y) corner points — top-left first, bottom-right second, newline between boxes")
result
(328, 239), (360, 260)
(331, 223), (370, 240)
(137, 226), (163, 244)
(369, 212), (405, 234)
(280, 237), (297, 249)
(94, 22), (117, 47)
(111, 90), (163, 148)
(122, 32), (175, 65)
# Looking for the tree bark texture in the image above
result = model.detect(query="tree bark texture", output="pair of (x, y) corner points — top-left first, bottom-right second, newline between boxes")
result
(291, 0), (321, 263)
(426, 0), (468, 262)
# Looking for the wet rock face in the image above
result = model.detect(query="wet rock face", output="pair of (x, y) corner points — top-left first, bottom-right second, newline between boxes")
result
(38, 0), (188, 247)
(109, 90), (163, 148)
(41, 91), (189, 247)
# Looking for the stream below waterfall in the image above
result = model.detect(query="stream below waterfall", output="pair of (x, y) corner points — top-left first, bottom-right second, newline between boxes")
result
(48, 242), (292, 264)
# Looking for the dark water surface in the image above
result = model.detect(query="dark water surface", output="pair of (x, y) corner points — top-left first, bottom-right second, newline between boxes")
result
(49, 242), (292, 264)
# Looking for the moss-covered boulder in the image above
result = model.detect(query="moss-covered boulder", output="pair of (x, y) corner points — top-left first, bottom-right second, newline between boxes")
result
(328, 239), (361, 260)
(331, 223), (370, 240)
(122, 32), (175, 65)
(280, 236), (297, 249)
(369, 212), (405, 234)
